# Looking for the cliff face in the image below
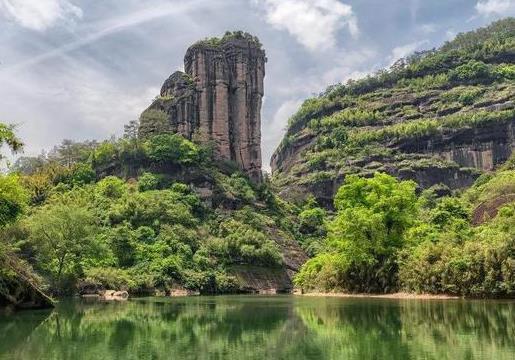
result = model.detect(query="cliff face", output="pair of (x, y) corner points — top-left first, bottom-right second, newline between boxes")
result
(140, 33), (265, 182)
(271, 19), (515, 208)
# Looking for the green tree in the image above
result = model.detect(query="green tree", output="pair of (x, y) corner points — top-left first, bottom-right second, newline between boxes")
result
(0, 175), (29, 227)
(138, 109), (171, 139)
(449, 60), (492, 83)
(295, 173), (418, 292)
(138, 172), (162, 191)
(0, 123), (23, 154)
(96, 176), (127, 199)
(144, 134), (200, 165)
(27, 204), (99, 293)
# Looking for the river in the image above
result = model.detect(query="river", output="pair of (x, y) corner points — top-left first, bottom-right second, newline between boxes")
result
(0, 295), (514, 359)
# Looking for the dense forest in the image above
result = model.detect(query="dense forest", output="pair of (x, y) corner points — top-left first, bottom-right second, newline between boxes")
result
(0, 19), (514, 308)
(0, 127), (308, 304)
(275, 18), (515, 296)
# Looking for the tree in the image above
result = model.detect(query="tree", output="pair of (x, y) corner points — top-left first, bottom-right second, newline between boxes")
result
(0, 123), (23, 155)
(295, 173), (418, 292)
(138, 109), (171, 139)
(144, 134), (200, 165)
(123, 119), (139, 140)
(0, 175), (28, 227)
(27, 204), (99, 292)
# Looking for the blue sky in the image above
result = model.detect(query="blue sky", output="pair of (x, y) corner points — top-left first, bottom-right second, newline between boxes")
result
(0, 0), (514, 170)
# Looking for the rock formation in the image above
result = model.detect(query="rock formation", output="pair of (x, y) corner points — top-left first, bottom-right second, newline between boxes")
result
(140, 32), (266, 182)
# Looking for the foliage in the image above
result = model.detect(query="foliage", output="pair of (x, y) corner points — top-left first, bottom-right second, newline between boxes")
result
(400, 204), (515, 296)
(83, 267), (136, 291)
(209, 217), (283, 267)
(296, 168), (515, 297)
(144, 134), (201, 165)
(137, 172), (163, 191)
(96, 176), (127, 199)
(26, 203), (100, 294)
(0, 123), (23, 154)
(194, 31), (263, 49)
(0, 175), (28, 227)
(295, 173), (418, 292)
(218, 173), (257, 203)
(449, 60), (493, 83)
(494, 63), (515, 80)
(138, 109), (171, 139)
(348, 109), (515, 147)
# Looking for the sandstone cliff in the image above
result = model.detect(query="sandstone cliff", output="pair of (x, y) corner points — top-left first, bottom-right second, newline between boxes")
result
(271, 19), (515, 208)
(140, 32), (266, 182)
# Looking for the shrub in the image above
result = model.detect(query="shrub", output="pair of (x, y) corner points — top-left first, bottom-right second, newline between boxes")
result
(96, 176), (127, 199)
(138, 172), (163, 191)
(144, 134), (200, 165)
(295, 173), (418, 292)
(449, 60), (493, 83)
(83, 267), (136, 291)
(494, 64), (515, 80)
(138, 109), (171, 139)
(0, 174), (28, 226)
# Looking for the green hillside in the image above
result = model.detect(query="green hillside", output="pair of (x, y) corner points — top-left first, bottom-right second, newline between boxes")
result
(272, 18), (515, 208)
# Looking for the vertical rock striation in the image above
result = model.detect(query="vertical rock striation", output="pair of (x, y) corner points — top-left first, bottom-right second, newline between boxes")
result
(140, 32), (266, 182)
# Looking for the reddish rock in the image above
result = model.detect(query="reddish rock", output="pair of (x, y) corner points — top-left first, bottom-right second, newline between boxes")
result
(140, 32), (265, 182)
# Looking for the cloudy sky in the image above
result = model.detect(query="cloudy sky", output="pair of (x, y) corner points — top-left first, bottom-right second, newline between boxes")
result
(1, 0), (514, 170)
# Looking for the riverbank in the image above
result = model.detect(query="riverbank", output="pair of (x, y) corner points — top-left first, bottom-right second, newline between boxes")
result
(298, 292), (461, 300)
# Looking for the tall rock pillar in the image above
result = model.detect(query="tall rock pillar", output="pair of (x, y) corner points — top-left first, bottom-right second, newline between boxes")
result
(140, 32), (266, 182)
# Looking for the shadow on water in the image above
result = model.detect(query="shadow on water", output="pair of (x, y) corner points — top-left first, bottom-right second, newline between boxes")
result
(0, 307), (52, 356)
(0, 296), (514, 359)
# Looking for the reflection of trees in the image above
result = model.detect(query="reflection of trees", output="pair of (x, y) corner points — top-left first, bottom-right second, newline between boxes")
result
(295, 298), (515, 359)
(0, 308), (51, 356)
(2, 297), (296, 359)
(398, 300), (515, 359)
(2, 297), (514, 359)
(295, 298), (412, 358)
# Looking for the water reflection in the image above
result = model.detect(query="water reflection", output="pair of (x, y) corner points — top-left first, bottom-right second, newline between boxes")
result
(0, 296), (513, 359)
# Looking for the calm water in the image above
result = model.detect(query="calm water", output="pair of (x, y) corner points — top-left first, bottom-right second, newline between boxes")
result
(0, 295), (514, 360)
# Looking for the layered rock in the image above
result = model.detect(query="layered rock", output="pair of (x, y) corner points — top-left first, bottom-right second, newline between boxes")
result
(140, 32), (266, 182)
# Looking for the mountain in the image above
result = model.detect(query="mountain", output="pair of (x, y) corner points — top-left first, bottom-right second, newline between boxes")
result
(271, 18), (515, 208)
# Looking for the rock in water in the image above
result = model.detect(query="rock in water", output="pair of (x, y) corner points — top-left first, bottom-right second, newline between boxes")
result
(139, 32), (265, 182)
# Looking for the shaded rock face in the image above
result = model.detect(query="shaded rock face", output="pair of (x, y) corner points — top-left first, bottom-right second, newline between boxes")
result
(272, 112), (514, 209)
(141, 35), (266, 182)
(394, 120), (515, 171)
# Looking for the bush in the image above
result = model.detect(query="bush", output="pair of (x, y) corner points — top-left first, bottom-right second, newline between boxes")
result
(295, 173), (418, 292)
(144, 134), (200, 165)
(96, 176), (127, 199)
(449, 60), (493, 83)
(83, 267), (135, 291)
(138, 109), (171, 139)
(494, 64), (515, 80)
(138, 172), (163, 191)
(211, 219), (283, 266)
(0, 174), (28, 226)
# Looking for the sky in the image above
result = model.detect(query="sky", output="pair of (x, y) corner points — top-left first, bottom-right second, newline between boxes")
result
(0, 0), (514, 171)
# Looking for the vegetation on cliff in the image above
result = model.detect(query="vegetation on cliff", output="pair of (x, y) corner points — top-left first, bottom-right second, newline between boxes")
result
(294, 165), (515, 296)
(272, 18), (515, 205)
(281, 18), (515, 296)
(2, 129), (306, 298)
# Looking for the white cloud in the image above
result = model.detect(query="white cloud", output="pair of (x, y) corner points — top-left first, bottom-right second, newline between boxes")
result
(475, 0), (515, 16)
(0, 0), (83, 31)
(0, 55), (158, 157)
(0, 0), (208, 74)
(255, 0), (358, 51)
(389, 40), (428, 65)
